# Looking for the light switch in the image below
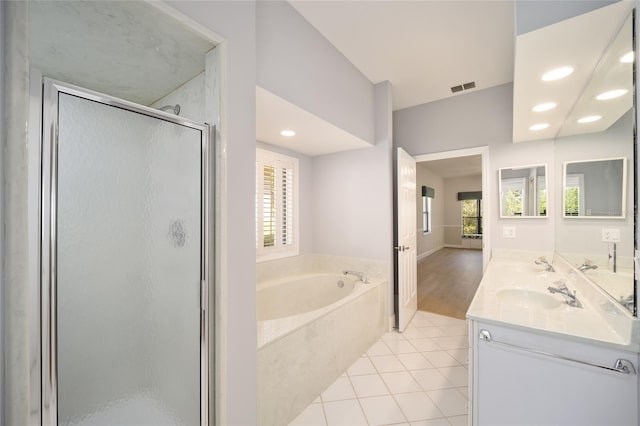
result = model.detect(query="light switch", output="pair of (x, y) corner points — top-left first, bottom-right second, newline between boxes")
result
(503, 226), (516, 239)
(602, 228), (620, 242)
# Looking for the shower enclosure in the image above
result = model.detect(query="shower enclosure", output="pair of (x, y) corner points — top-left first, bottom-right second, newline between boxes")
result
(40, 79), (212, 425)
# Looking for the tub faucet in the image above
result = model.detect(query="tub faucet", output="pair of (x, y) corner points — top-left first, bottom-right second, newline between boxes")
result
(578, 260), (598, 272)
(547, 279), (582, 308)
(534, 256), (555, 272)
(343, 270), (368, 283)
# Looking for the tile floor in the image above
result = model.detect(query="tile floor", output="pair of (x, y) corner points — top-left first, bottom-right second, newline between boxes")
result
(289, 310), (470, 426)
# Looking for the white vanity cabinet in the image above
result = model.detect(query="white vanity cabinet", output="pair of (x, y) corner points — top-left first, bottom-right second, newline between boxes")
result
(469, 320), (639, 426)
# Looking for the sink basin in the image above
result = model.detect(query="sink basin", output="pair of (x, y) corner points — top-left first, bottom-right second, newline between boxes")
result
(497, 288), (563, 309)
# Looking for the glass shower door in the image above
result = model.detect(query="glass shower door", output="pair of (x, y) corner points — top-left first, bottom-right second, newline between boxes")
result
(42, 80), (209, 426)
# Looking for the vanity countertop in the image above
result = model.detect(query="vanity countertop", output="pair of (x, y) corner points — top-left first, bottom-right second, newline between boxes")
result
(467, 252), (640, 352)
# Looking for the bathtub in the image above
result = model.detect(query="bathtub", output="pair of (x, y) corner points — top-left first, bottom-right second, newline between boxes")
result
(257, 272), (386, 425)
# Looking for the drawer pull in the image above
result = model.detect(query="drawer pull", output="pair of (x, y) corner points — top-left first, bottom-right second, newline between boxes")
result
(479, 329), (636, 375)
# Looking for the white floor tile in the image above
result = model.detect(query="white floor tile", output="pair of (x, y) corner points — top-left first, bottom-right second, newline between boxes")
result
(382, 332), (407, 342)
(426, 388), (468, 417)
(289, 403), (327, 426)
(430, 336), (469, 351)
(408, 315), (435, 327)
(437, 366), (468, 387)
(400, 327), (426, 339)
(380, 371), (423, 394)
(422, 314), (465, 327)
(359, 395), (407, 426)
(370, 354), (406, 373)
(407, 338), (441, 352)
(323, 399), (368, 426)
(367, 341), (393, 356)
(456, 387), (469, 400)
(447, 415), (468, 426)
(321, 377), (356, 402)
(393, 392), (444, 422)
(422, 351), (460, 367)
(347, 357), (377, 376)
(409, 419), (450, 426)
(415, 327), (446, 338)
(446, 349), (469, 365)
(397, 352), (434, 371)
(350, 374), (390, 398)
(410, 368), (454, 391)
(438, 325), (468, 336)
(385, 339), (419, 354)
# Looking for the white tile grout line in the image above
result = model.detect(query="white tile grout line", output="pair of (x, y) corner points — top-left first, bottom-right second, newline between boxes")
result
(297, 313), (470, 426)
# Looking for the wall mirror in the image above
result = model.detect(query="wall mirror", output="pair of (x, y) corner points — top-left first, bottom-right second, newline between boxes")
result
(499, 165), (547, 218)
(552, 8), (635, 314)
(563, 158), (627, 218)
(514, 3), (635, 314)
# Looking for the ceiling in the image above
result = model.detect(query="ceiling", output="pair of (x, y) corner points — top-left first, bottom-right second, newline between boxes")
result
(512, 1), (632, 143)
(419, 156), (482, 179)
(30, 1), (215, 106)
(289, 0), (515, 111)
(256, 87), (371, 156)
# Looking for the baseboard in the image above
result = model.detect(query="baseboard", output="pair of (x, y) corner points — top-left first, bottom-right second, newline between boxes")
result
(443, 244), (465, 249)
(417, 245), (445, 261)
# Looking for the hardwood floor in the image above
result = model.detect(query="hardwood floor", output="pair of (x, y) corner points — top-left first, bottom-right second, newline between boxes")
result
(417, 247), (483, 320)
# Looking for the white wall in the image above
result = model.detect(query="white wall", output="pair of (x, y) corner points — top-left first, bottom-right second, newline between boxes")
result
(311, 82), (392, 262)
(256, 0), (374, 144)
(0, 1), (5, 421)
(443, 175), (482, 246)
(257, 141), (313, 255)
(515, 0), (617, 35)
(164, 2), (258, 424)
(393, 83), (556, 255)
(2, 2), (30, 423)
(416, 164), (444, 258)
(151, 72), (206, 123)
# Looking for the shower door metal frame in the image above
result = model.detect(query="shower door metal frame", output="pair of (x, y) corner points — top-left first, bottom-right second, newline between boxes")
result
(40, 78), (212, 426)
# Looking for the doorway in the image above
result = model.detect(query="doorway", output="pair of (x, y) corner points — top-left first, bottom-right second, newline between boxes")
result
(40, 80), (212, 425)
(414, 147), (489, 319)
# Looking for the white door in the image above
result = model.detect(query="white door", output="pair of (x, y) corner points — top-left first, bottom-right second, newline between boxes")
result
(396, 148), (417, 332)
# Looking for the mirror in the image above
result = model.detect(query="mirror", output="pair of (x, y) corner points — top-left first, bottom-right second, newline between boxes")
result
(563, 158), (627, 218)
(499, 165), (547, 218)
(554, 10), (635, 313)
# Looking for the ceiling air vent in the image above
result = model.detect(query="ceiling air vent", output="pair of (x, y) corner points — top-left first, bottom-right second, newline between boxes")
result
(450, 81), (477, 94)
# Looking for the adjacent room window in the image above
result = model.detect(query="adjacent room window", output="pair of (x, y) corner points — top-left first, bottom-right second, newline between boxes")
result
(564, 174), (585, 216)
(459, 191), (482, 236)
(421, 186), (434, 234)
(256, 148), (299, 261)
(501, 178), (526, 216)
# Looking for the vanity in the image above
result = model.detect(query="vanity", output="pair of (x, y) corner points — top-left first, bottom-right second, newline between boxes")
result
(469, 3), (640, 425)
(467, 252), (639, 425)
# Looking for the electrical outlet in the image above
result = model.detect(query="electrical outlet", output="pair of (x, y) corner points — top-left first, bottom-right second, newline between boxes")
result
(503, 226), (516, 239)
(602, 228), (620, 242)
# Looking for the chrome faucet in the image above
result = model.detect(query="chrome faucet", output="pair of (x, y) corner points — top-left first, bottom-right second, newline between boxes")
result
(343, 270), (368, 283)
(547, 279), (582, 308)
(619, 295), (634, 312)
(535, 256), (555, 272)
(609, 243), (617, 273)
(578, 259), (598, 271)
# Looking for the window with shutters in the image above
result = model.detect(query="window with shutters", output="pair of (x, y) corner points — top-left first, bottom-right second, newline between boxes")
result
(256, 148), (299, 261)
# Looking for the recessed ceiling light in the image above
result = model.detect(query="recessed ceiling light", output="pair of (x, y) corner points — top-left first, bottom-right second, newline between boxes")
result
(577, 115), (602, 123)
(542, 66), (574, 81)
(280, 129), (296, 137)
(532, 102), (557, 112)
(529, 123), (550, 131)
(620, 51), (634, 63)
(596, 89), (628, 100)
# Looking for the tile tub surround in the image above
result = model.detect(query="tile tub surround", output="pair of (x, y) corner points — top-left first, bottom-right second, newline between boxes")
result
(257, 255), (388, 425)
(467, 250), (640, 351)
(289, 311), (470, 426)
